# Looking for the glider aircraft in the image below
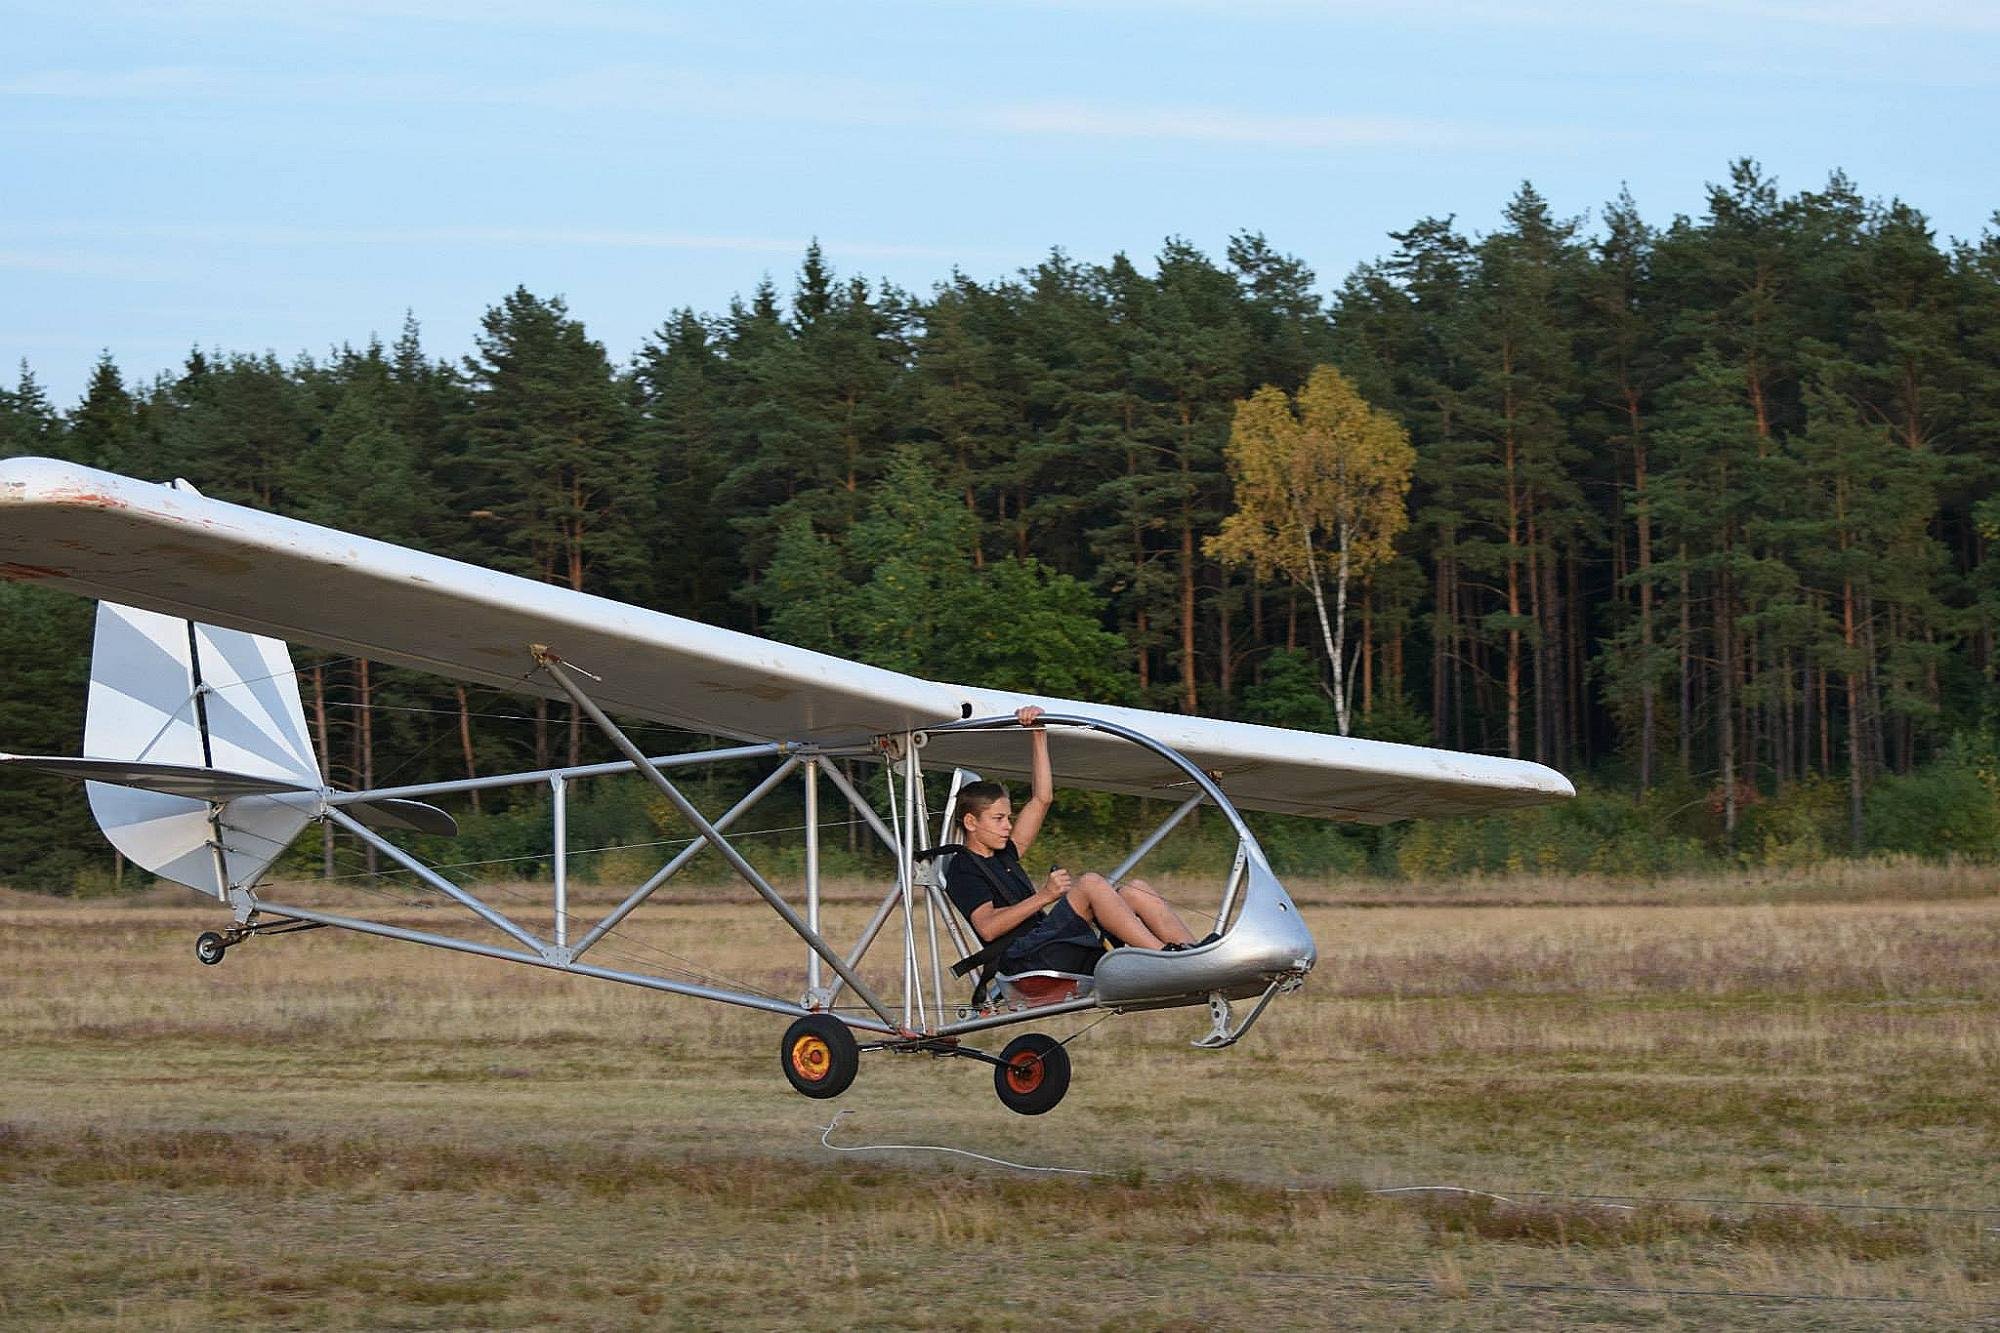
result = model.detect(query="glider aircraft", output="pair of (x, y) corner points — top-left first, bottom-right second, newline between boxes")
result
(0, 457), (1572, 1113)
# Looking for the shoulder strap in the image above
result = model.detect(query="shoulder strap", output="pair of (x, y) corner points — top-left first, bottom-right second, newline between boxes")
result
(940, 846), (1039, 1000)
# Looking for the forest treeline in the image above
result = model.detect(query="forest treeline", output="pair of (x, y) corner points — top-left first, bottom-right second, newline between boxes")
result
(5, 161), (2000, 890)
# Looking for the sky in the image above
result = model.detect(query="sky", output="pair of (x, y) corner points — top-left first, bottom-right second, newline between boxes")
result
(4, 0), (1998, 406)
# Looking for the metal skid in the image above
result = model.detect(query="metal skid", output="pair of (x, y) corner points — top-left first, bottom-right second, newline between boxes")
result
(211, 646), (1316, 1106)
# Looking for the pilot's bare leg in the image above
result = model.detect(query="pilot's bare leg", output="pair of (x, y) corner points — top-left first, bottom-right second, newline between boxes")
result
(1065, 873), (1165, 949)
(1115, 878), (1198, 945)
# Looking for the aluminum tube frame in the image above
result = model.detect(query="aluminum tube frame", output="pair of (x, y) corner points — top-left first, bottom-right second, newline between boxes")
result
(1107, 793), (1205, 885)
(247, 898), (898, 1033)
(1213, 842), (1250, 935)
(931, 714), (1266, 855)
(204, 804), (231, 902)
(551, 775), (567, 948)
(568, 756), (801, 959)
(539, 655), (900, 1028)
(819, 879), (906, 1009)
(895, 742), (921, 1029)
(804, 759), (821, 993)
(814, 760), (923, 1010)
(908, 752), (946, 1017)
(321, 743), (787, 805)
(931, 996), (1101, 1037)
(818, 758), (904, 861)
(924, 870), (946, 1018)
(324, 806), (546, 953)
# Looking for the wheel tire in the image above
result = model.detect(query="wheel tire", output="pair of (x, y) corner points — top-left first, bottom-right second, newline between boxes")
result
(780, 1014), (859, 1099)
(993, 1033), (1071, 1115)
(194, 931), (228, 966)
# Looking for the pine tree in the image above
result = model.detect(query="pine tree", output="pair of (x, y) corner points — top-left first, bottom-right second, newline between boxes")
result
(0, 362), (62, 460)
(462, 288), (653, 765)
(66, 353), (144, 473)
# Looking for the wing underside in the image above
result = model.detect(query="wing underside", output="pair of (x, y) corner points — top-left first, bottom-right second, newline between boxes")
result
(0, 458), (1572, 821)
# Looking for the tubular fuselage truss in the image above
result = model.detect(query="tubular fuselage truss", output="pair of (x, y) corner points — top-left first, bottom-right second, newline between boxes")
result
(234, 670), (1312, 1042)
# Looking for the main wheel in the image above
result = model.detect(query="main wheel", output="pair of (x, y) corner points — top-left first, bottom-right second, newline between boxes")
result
(780, 1014), (859, 1099)
(993, 1033), (1070, 1115)
(194, 931), (228, 966)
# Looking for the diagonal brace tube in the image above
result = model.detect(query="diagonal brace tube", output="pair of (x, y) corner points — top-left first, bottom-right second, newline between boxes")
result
(815, 760), (918, 1006)
(324, 806), (546, 953)
(818, 757), (904, 861)
(570, 756), (801, 959)
(246, 897), (897, 1034)
(536, 652), (900, 1028)
(1108, 793), (1205, 884)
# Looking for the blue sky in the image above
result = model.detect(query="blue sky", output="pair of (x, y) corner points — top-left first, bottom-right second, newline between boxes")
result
(5, 1), (1997, 406)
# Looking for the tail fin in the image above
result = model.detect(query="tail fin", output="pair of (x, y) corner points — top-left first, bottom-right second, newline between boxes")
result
(82, 601), (322, 895)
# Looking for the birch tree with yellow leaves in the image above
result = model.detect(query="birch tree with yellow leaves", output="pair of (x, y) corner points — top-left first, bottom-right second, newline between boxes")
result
(1208, 366), (1414, 735)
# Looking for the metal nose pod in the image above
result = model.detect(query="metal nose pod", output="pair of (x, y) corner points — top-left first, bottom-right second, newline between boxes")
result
(1091, 856), (1316, 1008)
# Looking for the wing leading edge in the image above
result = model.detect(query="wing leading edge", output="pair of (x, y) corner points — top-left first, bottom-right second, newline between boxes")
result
(0, 457), (1572, 821)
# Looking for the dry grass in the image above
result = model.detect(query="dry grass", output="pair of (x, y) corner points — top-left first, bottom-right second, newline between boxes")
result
(2, 876), (1997, 1329)
(1308, 854), (2000, 908)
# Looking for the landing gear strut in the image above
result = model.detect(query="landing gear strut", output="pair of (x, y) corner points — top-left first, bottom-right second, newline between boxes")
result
(192, 915), (325, 966)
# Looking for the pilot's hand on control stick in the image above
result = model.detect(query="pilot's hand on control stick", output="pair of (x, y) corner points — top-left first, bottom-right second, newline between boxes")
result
(1042, 865), (1072, 901)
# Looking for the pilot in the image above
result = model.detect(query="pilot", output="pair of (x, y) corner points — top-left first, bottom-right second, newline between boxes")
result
(942, 705), (1207, 975)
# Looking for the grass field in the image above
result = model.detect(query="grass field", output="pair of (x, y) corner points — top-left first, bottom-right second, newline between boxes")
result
(2, 867), (1997, 1330)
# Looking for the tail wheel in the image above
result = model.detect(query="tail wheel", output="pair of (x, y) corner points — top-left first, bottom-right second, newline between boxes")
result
(993, 1033), (1070, 1115)
(780, 1014), (859, 1099)
(195, 932), (228, 966)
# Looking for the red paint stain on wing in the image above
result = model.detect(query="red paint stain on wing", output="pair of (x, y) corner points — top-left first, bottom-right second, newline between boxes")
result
(49, 487), (131, 511)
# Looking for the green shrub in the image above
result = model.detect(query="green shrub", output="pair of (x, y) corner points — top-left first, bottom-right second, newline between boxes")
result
(1388, 783), (1706, 880)
(1738, 776), (1846, 867)
(1863, 760), (1999, 859)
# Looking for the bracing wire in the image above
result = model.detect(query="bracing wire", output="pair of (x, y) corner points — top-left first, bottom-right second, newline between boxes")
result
(281, 814), (870, 885)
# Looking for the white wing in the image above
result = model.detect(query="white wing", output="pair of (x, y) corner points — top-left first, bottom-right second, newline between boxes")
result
(0, 457), (1572, 821)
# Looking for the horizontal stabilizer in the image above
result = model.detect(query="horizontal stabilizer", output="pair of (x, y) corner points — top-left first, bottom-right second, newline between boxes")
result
(0, 753), (314, 801)
(1, 754), (456, 838)
(344, 797), (458, 838)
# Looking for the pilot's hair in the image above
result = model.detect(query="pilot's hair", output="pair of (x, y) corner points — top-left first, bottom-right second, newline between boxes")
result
(952, 781), (1009, 839)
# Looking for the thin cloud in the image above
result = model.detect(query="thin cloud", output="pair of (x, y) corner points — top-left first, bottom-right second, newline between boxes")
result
(2, 62), (1607, 154)
(1028, 0), (2000, 29)
(0, 249), (166, 280)
(983, 100), (1598, 151)
(3, 222), (1027, 265)
(17, 0), (692, 37)
(0, 67), (219, 98)
(1670, 0), (2000, 29)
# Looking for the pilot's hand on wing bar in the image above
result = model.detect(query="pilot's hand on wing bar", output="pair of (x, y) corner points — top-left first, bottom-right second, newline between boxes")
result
(1015, 705), (1045, 728)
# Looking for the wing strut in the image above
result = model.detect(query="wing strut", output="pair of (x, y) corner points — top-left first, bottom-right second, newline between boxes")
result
(532, 645), (904, 1032)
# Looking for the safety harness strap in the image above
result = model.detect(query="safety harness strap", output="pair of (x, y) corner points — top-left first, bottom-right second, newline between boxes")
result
(918, 842), (1035, 999)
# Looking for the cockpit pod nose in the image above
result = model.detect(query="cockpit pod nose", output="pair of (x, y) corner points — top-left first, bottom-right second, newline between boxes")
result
(1091, 855), (1316, 1008)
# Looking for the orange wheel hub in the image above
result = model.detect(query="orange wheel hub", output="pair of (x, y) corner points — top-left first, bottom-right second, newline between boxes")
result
(1005, 1054), (1044, 1094)
(791, 1035), (832, 1081)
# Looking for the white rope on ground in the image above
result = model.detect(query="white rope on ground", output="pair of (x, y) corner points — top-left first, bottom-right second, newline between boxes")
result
(1361, 1184), (1628, 1209)
(812, 1116), (1999, 1228)
(1244, 1272), (1993, 1309)
(816, 1114), (1582, 1204)
(818, 1110), (1100, 1177)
